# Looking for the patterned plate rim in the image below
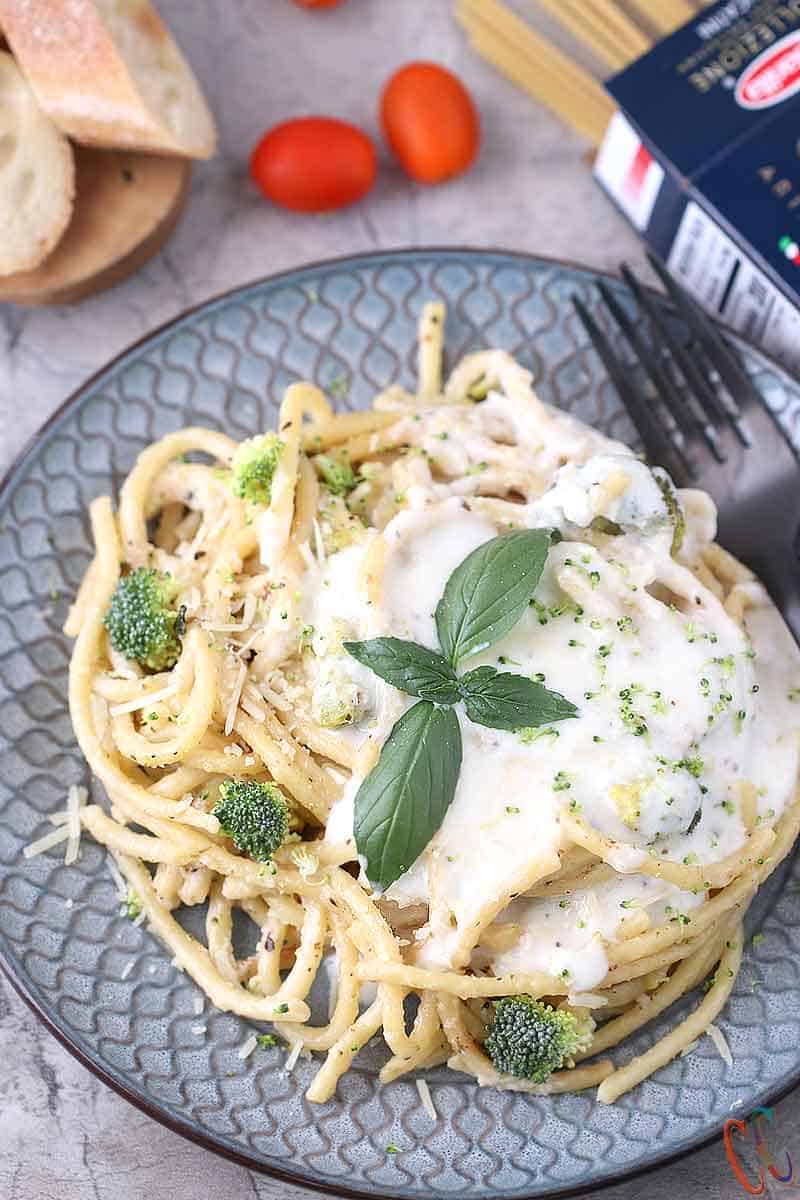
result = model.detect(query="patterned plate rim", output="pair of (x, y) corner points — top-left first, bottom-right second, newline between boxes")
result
(1, 246), (799, 1200)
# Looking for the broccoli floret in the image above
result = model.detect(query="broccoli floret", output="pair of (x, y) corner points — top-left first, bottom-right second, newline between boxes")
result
(484, 996), (594, 1082)
(213, 778), (289, 861)
(104, 568), (184, 671)
(230, 434), (284, 506)
(316, 454), (359, 497)
(124, 890), (142, 920)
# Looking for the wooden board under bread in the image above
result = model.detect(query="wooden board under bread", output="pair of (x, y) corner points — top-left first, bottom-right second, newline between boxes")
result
(0, 146), (191, 305)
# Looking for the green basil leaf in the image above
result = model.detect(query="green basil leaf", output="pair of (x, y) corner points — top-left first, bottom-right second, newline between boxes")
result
(460, 665), (578, 731)
(344, 638), (461, 704)
(435, 529), (552, 666)
(354, 701), (462, 890)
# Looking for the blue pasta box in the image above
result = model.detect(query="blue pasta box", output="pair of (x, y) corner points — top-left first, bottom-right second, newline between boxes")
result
(594, 0), (800, 375)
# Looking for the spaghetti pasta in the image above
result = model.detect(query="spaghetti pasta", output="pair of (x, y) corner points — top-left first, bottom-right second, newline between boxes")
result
(62, 300), (800, 1104)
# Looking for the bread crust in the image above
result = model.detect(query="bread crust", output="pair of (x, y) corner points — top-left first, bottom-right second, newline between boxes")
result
(0, 0), (216, 159)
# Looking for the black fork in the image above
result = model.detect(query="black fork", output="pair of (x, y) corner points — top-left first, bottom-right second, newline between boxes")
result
(573, 253), (800, 642)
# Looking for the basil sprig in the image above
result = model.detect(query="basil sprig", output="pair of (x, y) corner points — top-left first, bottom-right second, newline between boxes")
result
(353, 702), (462, 891)
(459, 665), (578, 731)
(345, 529), (577, 889)
(435, 528), (552, 665)
(344, 637), (461, 705)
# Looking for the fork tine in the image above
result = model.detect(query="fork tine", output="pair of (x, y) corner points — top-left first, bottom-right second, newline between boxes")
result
(595, 280), (701, 449)
(619, 263), (726, 464)
(573, 296), (694, 482)
(645, 252), (753, 446)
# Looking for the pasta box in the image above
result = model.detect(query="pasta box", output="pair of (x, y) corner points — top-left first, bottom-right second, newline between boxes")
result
(594, 0), (800, 376)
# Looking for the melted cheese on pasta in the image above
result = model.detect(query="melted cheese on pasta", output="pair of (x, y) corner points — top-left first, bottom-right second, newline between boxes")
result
(287, 387), (800, 987)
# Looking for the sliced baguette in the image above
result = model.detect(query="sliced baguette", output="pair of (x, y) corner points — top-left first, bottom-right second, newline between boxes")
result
(0, 51), (74, 276)
(0, 0), (217, 159)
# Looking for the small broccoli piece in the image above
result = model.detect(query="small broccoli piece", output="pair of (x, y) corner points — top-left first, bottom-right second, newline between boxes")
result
(609, 779), (646, 831)
(318, 495), (366, 554)
(230, 434), (284, 506)
(124, 890), (142, 920)
(653, 469), (685, 557)
(213, 778), (289, 861)
(316, 454), (359, 497)
(590, 515), (623, 537)
(468, 373), (491, 400)
(315, 698), (357, 728)
(484, 996), (594, 1082)
(104, 568), (184, 671)
(310, 657), (363, 728)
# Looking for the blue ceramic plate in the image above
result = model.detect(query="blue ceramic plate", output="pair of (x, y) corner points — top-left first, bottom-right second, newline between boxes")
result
(2, 250), (800, 1200)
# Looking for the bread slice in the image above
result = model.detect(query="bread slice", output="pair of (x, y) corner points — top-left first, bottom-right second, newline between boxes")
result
(0, 0), (217, 159)
(0, 51), (74, 276)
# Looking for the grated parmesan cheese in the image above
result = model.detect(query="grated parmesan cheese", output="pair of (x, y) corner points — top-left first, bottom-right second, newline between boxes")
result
(241, 593), (257, 627)
(64, 784), (86, 866)
(183, 522), (206, 563)
(106, 854), (128, 899)
(284, 1039), (303, 1073)
(23, 825), (70, 859)
(416, 1078), (437, 1121)
(706, 1022), (733, 1067)
(240, 694), (267, 722)
(258, 682), (292, 712)
(203, 595), (258, 634)
(225, 661), (248, 736)
(568, 992), (607, 1008)
(121, 960), (134, 980)
(323, 764), (348, 785)
(190, 1023), (208, 1036)
(312, 518), (326, 565)
(109, 681), (180, 717)
(238, 1033), (258, 1060)
(182, 509), (220, 563)
(235, 625), (265, 660)
(193, 996), (204, 1016)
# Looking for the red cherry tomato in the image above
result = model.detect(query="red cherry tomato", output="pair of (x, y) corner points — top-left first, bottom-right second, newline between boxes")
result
(249, 117), (377, 213)
(381, 62), (480, 184)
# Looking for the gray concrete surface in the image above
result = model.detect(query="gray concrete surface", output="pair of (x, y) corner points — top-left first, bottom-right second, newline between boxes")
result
(0, 1), (791, 1196)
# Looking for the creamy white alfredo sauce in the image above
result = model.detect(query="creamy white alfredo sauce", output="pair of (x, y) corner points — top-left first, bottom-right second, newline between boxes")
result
(283, 376), (800, 989)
